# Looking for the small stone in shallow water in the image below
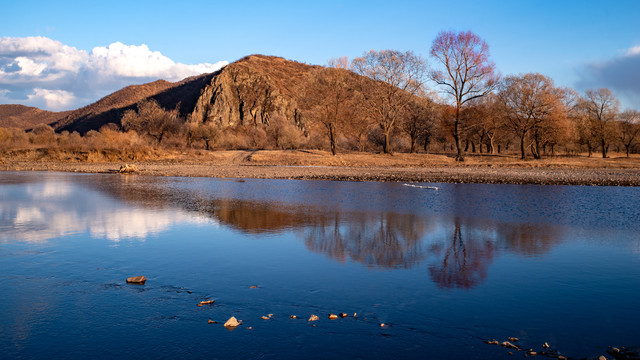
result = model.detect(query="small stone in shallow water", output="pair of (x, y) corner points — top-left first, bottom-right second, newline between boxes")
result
(328, 314), (338, 320)
(126, 276), (146, 284)
(543, 342), (550, 349)
(261, 316), (270, 320)
(339, 313), (348, 318)
(198, 300), (215, 306)
(485, 340), (499, 345)
(208, 320), (217, 324)
(508, 337), (519, 342)
(250, 285), (258, 288)
(308, 314), (319, 322)
(224, 316), (241, 328)
(290, 315), (297, 319)
(500, 341), (519, 350)
(380, 323), (389, 328)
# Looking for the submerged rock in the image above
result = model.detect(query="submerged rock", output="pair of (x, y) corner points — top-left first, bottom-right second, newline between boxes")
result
(485, 340), (499, 345)
(207, 319), (217, 324)
(197, 300), (215, 306)
(508, 337), (519, 342)
(328, 314), (338, 320)
(543, 342), (550, 349)
(126, 276), (146, 284)
(339, 313), (348, 318)
(261, 316), (270, 320)
(289, 315), (297, 319)
(308, 314), (319, 322)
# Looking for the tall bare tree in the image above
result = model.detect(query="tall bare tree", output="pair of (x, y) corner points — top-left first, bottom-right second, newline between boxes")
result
(581, 88), (619, 158)
(352, 50), (427, 154)
(430, 30), (498, 161)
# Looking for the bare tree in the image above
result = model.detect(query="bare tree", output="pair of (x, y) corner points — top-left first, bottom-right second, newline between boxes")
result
(352, 50), (427, 154)
(498, 73), (564, 159)
(430, 30), (498, 161)
(301, 67), (358, 155)
(187, 122), (219, 150)
(581, 88), (620, 158)
(327, 56), (351, 70)
(617, 110), (640, 158)
(401, 96), (436, 153)
(121, 99), (182, 144)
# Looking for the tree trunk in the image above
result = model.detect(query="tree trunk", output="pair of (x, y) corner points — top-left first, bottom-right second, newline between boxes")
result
(454, 108), (464, 161)
(383, 130), (392, 154)
(601, 138), (607, 158)
(520, 136), (526, 160)
(329, 123), (337, 156)
(410, 135), (417, 154)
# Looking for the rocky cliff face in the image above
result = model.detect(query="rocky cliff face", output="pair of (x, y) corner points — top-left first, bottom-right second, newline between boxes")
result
(190, 55), (317, 129)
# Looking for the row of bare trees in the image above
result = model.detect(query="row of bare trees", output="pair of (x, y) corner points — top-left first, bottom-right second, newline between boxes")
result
(301, 31), (639, 159)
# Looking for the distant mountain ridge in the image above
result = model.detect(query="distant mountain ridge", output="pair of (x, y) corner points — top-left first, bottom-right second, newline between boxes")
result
(0, 104), (71, 130)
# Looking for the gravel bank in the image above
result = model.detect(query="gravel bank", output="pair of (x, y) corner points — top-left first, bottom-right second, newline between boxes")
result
(3, 161), (639, 186)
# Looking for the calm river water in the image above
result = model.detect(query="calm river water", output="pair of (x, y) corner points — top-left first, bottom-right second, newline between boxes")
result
(1, 172), (639, 359)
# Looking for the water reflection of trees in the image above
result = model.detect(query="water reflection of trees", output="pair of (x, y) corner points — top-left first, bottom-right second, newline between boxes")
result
(428, 217), (496, 289)
(427, 218), (565, 289)
(304, 212), (432, 268)
(81, 176), (567, 287)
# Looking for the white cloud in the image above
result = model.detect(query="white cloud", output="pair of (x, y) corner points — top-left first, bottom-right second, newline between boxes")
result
(27, 88), (75, 110)
(0, 36), (228, 111)
(627, 46), (640, 56)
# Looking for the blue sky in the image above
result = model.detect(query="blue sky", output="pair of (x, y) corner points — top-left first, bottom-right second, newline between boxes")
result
(1, 0), (639, 110)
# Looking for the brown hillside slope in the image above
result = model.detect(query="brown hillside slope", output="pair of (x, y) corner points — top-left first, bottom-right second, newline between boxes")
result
(52, 79), (174, 133)
(0, 104), (71, 129)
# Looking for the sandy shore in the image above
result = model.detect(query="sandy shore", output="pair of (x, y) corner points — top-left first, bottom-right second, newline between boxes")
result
(3, 156), (640, 186)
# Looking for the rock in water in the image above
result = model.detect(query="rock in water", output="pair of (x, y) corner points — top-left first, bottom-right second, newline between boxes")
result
(328, 314), (338, 320)
(207, 319), (217, 324)
(508, 337), (519, 342)
(224, 316), (241, 329)
(198, 300), (215, 306)
(308, 314), (319, 322)
(126, 276), (146, 284)
(500, 341), (519, 350)
(339, 313), (348, 318)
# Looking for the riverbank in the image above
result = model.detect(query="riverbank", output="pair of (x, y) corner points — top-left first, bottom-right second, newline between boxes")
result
(2, 150), (639, 186)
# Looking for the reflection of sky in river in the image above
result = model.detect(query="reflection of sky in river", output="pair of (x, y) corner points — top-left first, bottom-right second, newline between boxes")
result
(0, 174), (214, 243)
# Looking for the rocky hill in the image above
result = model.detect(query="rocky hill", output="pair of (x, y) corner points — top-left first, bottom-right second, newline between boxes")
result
(0, 104), (71, 129)
(3, 55), (368, 134)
